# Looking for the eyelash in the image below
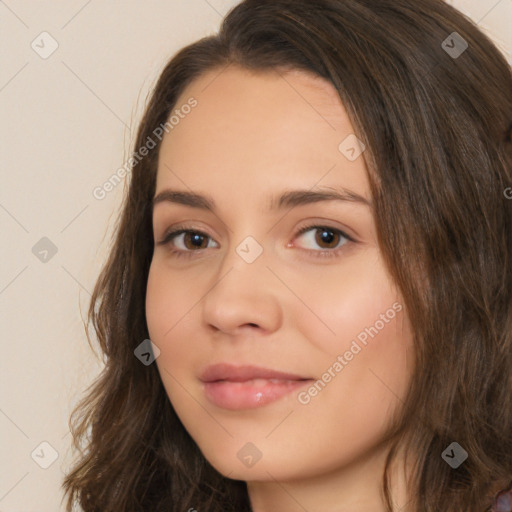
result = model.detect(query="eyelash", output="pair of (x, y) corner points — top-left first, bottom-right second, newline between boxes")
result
(156, 223), (355, 260)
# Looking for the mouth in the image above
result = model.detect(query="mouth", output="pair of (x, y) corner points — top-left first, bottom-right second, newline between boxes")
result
(199, 363), (314, 410)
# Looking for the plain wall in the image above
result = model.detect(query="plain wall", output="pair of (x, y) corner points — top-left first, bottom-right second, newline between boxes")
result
(0, 1), (510, 510)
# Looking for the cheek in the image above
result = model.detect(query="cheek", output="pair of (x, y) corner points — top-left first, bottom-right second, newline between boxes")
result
(304, 307), (412, 425)
(288, 304), (413, 470)
(292, 248), (403, 355)
(145, 261), (204, 380)
(145, 264), (188, 407)
(290, 250), (413, 423)
(145, 264), (167, 341)
(145, 260), (199, 341)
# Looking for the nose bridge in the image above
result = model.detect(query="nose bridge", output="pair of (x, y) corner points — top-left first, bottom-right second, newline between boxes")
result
(211, 195), (289, 283)
(216, 208), (269, 273)
(201, 229), (283, 333)
(233, 233), (266, 266)
(217, 232), (269, 292)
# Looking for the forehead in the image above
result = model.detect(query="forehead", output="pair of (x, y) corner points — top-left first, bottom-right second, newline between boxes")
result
(171, 64), (349, 132)
(155, 65), (369, 203)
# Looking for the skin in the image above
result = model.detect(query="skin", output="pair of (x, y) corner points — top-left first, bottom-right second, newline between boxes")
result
(145, 65), (415, 512)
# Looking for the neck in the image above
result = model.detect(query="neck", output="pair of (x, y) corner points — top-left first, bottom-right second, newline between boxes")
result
(246, 442), (412, 512)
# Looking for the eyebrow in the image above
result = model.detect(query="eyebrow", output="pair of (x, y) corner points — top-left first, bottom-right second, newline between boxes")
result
(152, 187), (372, 212)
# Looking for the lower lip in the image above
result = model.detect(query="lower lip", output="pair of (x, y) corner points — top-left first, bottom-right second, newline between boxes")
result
(203, 378), (311, 410)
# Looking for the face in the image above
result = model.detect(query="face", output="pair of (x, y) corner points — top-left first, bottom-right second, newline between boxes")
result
(145, 65), (414, 486)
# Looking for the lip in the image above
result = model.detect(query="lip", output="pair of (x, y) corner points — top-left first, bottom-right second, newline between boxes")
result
(200, 363), (314, 410)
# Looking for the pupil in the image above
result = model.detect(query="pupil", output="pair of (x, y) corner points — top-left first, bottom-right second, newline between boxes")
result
(317, 228), (337, 247)
(187, 233), (206, 249)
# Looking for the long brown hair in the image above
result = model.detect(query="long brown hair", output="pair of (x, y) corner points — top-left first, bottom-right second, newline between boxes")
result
(62, 1), (512, 510)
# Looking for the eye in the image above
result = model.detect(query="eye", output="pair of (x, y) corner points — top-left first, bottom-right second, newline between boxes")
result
(293, 223), (353, 258)
(157, 227), (218, 257)
(156, 223), (355, 260)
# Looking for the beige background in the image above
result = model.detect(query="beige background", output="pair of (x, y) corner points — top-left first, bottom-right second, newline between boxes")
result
(0, 1), (510, 511)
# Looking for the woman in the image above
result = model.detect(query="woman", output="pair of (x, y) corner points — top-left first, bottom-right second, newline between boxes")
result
(62, 0), (512, 510)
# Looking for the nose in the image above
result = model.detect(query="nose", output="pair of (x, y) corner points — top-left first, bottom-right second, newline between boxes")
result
(201, 240), (283, 337)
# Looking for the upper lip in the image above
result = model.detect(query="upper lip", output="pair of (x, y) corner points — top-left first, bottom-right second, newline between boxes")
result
(199, 363), (311, 383)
